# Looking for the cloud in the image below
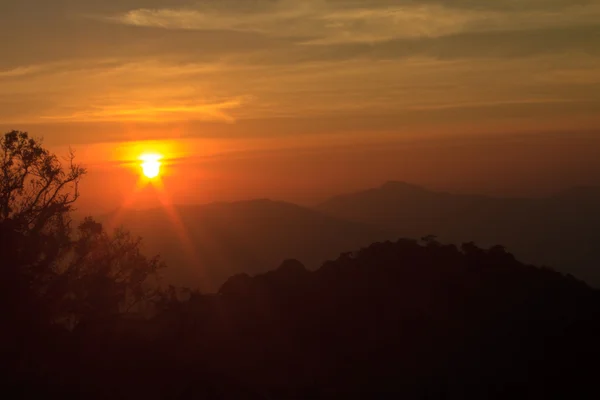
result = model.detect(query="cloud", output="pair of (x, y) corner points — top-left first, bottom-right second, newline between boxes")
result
(406, 98), (581, 111)
(1, 0), (599, 133)
(107, 1), (600, 45)
(0, 57), (256, 124)
(0, 65), (48, 78)
(39, 99), (244, 123)
(2, 50), (599, 127)
(109, 4), (489, 43)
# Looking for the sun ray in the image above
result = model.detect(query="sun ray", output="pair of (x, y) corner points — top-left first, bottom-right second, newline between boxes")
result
(109, 152), (207, 287)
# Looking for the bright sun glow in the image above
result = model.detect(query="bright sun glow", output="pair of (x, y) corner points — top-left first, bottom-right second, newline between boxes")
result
(140, 153), (162, 179)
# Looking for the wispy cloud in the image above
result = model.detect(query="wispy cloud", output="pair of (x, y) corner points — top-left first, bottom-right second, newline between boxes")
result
(107, 2), (600, 45)
(2, 52), (600, 127)
(407, 98), (581, 112)
(0, 58), (254, 124)
(39, 99), (244, 123)
(0, 65), (49, 78)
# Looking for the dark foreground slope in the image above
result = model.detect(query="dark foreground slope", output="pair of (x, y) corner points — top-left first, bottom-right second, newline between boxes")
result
(9, 240), (600, 399)
(317, 181), (600, 285)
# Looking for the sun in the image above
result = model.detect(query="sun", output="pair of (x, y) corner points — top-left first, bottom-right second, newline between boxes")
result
(139, 153), (162, 179)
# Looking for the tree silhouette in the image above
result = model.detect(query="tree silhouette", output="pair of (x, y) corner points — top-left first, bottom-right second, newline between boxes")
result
(1, 131), (85, 329)
(0, 131), (165, 385)
(0, 130), (84, 234)
(57, 217), (166, 329)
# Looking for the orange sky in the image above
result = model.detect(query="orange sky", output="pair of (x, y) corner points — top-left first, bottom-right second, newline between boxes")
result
(2, 0), (600, 212)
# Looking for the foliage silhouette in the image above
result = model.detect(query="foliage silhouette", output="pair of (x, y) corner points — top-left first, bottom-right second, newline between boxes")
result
(0, 132), (165, 391)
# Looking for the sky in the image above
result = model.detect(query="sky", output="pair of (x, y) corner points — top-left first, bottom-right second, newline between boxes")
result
(1, 0), (600, 210)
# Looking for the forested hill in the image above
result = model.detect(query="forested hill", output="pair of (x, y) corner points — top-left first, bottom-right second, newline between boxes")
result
(317, 181), (600, 286)
(37, 239), (600, 399)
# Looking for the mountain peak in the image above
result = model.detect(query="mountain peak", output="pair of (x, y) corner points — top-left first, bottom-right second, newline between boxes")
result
(380, 181), (430, 193)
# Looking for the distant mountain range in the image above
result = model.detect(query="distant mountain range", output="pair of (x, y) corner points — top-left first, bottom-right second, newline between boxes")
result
(101, 199), (391, 292)
(101, 182), (600, 290)
(317, 181), (600, 286)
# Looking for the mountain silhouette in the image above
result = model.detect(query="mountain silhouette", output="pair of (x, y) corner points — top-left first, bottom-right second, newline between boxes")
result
(317, 181), (600, 286)
(32, 239), (598, 399)
(204, 240), (600, 398)
(98, 182), (600, 289)
(102, 199), (391, 291)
